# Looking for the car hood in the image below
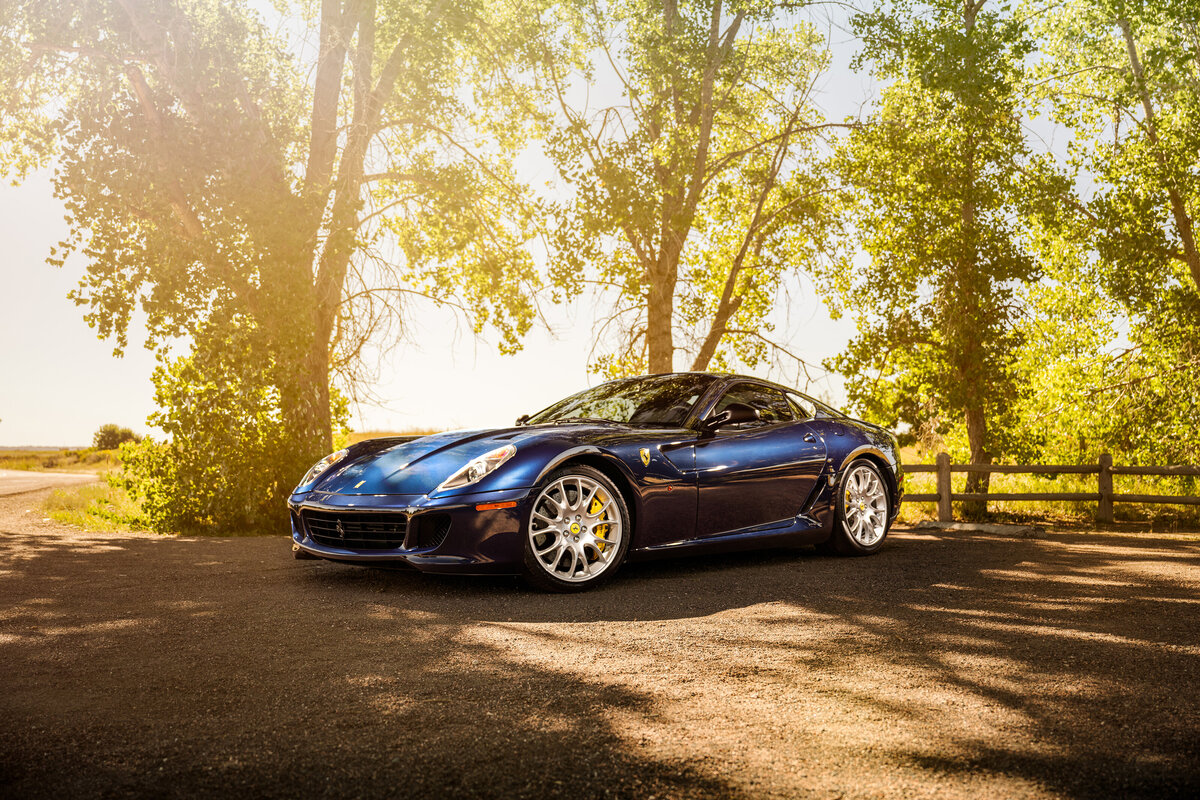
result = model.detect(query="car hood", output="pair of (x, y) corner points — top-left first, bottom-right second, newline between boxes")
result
(309, 424), (625, 497)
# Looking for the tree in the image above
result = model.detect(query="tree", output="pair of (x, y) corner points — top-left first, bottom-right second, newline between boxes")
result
(0, 0), (549, 530)
(541, 0), (842, 376)
(1032, 0), (1199, 296)
(93, 423), (141, 450)
(826, 0), (1052, 513)
(1027, 0), (1200, 464)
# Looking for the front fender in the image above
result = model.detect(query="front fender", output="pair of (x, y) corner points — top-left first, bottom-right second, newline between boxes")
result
(527, 445), (649, 544)
(531, 445), (614, 485)
(428, 438), (587, 498)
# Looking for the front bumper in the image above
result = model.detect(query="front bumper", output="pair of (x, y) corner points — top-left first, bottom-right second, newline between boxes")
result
(288, 486), (533, 575)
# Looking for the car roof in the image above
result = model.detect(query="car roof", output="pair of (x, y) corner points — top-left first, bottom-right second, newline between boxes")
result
(630, 371), (787, 392)
(632, 371), (844, 418)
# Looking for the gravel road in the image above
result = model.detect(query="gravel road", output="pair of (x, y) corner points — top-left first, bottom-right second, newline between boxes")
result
(2, 485), (1198, 799)
(0, 468), (99, 496)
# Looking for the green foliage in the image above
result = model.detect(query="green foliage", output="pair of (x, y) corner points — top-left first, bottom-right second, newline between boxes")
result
(825, 0), (1052, 471)
(1, 0), (555, 532)
(1030, 0), (1200, 299)
(542, 0), (841, 375)
(1014, 285), (1200, 466)
(92, 424), (141, 451)
(1021, 0), (1200, 465)
(1006, 233), (1119, 462)
(1103, 297), (1200, 464)
(812, 0), (1200, 478)
(119, 321), (348, 535)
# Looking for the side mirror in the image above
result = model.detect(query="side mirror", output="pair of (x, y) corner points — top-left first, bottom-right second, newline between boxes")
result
(515, 414), (531, 426)
(703, 402), (760, 431)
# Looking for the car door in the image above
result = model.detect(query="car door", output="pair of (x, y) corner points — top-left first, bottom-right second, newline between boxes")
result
(692, 382), (827, 537)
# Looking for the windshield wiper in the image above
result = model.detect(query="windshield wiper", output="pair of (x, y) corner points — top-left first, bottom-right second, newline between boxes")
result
(548, 416), (620, 425)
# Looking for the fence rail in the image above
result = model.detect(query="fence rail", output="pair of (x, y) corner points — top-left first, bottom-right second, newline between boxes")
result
(903, 452), (1200, 522)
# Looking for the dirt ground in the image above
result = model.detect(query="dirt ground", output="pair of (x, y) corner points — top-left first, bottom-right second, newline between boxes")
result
(2, 485), (1198, 800)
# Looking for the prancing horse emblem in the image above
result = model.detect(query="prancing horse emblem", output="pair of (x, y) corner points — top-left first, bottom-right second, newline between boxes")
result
(336, 520), (346, 539)
(639, 448), (650, 466)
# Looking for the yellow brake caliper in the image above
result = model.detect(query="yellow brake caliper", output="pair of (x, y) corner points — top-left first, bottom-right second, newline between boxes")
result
(590, 494), (608, 552)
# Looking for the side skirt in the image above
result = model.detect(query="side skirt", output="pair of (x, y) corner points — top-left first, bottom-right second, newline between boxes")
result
(628, 511), (831, 563)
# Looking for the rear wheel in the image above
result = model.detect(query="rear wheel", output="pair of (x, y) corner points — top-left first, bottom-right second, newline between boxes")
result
(522, 466), (630, 592)
(822, 459), (891, 556)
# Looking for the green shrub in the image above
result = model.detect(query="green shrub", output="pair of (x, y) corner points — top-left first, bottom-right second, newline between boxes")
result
(118, 324), (349, 536)
(120, 358), (290, 536)
(93, 424), (141, 450)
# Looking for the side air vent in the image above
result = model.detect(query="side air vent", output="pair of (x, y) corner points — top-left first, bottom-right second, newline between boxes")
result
(407, 514), (451, 550)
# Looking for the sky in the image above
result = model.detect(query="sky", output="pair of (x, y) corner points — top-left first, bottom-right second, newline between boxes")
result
(0, 6), (868, 448)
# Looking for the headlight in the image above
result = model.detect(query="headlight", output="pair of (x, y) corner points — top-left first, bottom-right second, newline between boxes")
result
(436, 444), (516, 492)
(297, 448), (348, 490)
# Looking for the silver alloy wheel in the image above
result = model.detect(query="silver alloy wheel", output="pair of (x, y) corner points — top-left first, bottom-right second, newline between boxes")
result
(842, 464), (888, 547)
(528, 474), (623, 584)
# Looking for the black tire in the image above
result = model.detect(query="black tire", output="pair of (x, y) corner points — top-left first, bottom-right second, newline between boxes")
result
(822, 458), (891, 557)
(521, 465), (631, 592)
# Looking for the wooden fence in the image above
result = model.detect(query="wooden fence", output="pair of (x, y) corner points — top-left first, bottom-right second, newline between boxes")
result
(905, 453), (1200, 522)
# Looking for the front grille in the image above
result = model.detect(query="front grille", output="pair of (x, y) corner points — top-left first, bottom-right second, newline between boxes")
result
(302, 510), (408, 550)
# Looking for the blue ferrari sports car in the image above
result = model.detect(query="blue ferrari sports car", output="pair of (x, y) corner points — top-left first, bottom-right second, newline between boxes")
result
(289, 372), (903, 591)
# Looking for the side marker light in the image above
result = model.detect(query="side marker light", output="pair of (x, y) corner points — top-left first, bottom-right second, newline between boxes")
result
(476, 501), (518, 511)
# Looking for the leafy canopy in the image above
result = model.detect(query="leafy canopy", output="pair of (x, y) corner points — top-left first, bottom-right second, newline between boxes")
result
(0, 0), (558, 531)
(825, 0), (1058, 467)
(542, 0), (841, 377)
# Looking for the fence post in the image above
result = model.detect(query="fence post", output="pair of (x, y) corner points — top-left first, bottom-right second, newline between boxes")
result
(936, 452), (952, 522)
(1098, 452), (1113, 524)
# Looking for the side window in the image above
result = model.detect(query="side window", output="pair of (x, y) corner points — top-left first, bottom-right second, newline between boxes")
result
(786, 392), (816, 421)
(711, 383), (795, 425)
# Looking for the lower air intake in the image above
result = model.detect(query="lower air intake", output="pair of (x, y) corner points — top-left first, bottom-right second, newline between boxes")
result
(408, 514), (451, 550)
(303, 510), (408, 550)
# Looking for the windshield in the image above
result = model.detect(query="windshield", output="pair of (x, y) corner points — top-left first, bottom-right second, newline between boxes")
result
(527, 374), (718, 427)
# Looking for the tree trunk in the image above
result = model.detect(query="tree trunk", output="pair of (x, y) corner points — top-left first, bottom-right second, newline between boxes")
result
(954, 3), (991, 517)
(642, 0), (743, 376)
(962, 404), (991, 519)
(261, 243), (333, 489)
(1118, 17), (1200, 291)
(277, 334), (333, 478)
(646, 277), (675, 372)
(690, 294), (741, 371)
(646, 244), (679, 373)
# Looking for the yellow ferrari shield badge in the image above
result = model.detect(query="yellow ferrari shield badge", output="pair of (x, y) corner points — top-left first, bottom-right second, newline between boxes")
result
(639, 448), (650, 466)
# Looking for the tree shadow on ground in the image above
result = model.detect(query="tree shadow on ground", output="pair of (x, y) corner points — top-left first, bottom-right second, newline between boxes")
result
(303, 528), (1200, 798)
(2, 509), (1199, 798)
(0, 521), (738, 798)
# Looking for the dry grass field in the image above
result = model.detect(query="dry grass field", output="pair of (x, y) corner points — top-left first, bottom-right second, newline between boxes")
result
(0, 448), (118, 473)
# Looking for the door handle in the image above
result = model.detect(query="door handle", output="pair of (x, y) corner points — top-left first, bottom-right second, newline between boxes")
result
(803, 433), (817, 443)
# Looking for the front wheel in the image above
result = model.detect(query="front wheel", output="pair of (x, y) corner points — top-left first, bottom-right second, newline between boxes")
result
(822, 459), (891, 556)
(522, 466), (630, 592)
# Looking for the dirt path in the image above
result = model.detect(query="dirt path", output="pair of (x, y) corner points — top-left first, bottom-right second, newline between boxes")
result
(1, 488), (1198, 799)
